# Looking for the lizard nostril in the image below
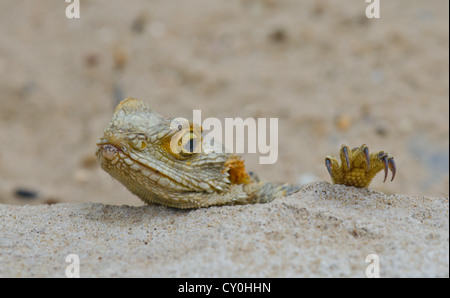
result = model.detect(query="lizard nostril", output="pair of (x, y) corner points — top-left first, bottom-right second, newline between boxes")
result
(102, 145), (119, 161)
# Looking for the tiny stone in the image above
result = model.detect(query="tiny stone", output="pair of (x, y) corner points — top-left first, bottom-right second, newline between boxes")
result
(269, 28), (288, 43)
(131, 13), (148, 33)
(113, 46), (128, 70)
(335, 114), (352, 131)
(43, 198), (59, 205)
(14, 188), (38, 199)
(81, 155), (98, 168)
(84, 53), (99, 67)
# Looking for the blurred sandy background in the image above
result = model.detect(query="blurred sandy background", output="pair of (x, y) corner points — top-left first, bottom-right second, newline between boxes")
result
(0, 0), (448, 206)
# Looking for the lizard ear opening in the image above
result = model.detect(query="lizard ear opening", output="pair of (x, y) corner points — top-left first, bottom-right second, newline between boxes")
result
(224, 157), (252, 185)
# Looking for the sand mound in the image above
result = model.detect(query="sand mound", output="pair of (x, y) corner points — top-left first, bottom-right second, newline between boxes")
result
(1, 182), (447, 277)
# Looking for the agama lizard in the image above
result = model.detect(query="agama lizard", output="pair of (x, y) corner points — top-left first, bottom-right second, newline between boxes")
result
(96, 98), (396, 208)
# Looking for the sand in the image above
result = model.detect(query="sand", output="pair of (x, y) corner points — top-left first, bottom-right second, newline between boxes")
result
(0, 182), (448, 277)
(0, 1), (448, 277)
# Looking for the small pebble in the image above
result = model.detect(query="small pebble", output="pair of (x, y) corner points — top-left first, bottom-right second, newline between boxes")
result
(131, 13), (148, 33)
(269, 28), (288, 43)
(375, 125), (388, 137)
(312, 0), (325, 16)
(81, 155), (98, 169)
(43, 198), (59, 205)
(113, 46), (128, 70)
(335, 114), (352, 131)
(84, 53), (99, 67)
(14, 188), (38, 200)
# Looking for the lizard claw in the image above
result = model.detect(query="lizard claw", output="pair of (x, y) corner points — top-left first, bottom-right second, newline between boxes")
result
(383, 156), (389, 183)
(325, 158), (333, 178)
(325, 144), (397, 188)
(342, 146), (350, 170)
(364, 146), (370, 171)
(388, 157), (396, 182)
(378, 152), (396, 183)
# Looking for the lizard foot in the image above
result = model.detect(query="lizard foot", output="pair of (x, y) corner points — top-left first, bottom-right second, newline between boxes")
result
(325, 144), (396, 188)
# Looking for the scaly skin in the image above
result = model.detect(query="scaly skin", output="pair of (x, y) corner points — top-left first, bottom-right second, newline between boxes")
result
(96, 98), (396, 208)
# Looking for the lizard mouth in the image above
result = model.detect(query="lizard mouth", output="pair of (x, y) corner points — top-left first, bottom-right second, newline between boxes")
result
(96, 143), (122, 164)
(96, 140), (191, 192)
(95, 137), (124, 165)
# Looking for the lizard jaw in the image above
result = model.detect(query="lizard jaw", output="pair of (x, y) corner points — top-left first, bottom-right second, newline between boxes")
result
(96, 141), (192, 192)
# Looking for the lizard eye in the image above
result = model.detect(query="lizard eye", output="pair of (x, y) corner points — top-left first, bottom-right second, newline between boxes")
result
(180, 132), (200, 155)
(166, 123), (202, 159)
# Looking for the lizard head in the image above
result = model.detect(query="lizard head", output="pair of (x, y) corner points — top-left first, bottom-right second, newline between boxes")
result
(96, 98), (251, 207)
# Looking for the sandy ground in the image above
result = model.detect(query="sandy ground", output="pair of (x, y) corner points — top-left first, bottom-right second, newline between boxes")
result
(0, 1), (448, 278)
(0, 182), (448, 278)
